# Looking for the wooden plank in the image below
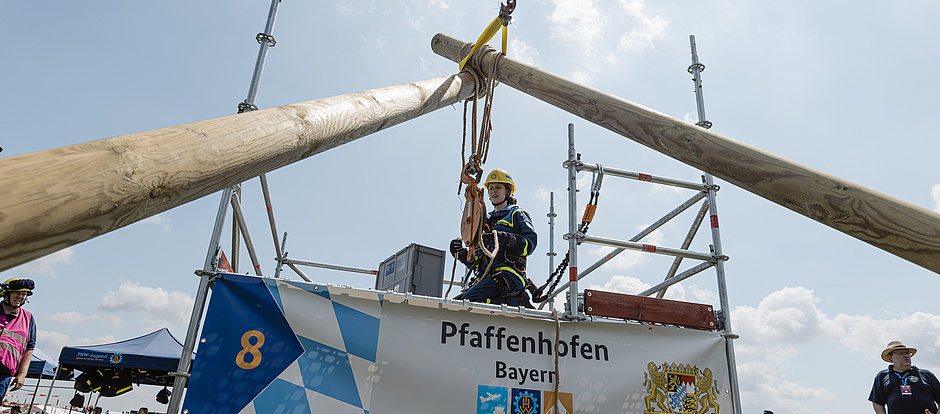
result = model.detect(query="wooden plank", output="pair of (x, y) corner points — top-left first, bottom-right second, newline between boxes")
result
(431, 33), (940, 275)
(0, 73), (476, 271)
(583, 289), (716, 330)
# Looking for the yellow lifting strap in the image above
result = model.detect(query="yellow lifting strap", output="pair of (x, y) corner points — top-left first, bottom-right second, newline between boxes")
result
(458, 0), (516, 70)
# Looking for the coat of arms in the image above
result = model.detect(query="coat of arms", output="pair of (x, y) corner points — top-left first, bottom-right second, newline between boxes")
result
(643, 362), (720, 414)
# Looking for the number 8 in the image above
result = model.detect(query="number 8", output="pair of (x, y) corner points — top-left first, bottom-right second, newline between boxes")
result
(236, 330), (265, 369)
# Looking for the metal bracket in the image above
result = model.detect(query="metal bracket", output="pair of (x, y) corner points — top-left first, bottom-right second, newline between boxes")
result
(562, 231), (585, 241)
(561, 312), (588, 322)
(561, 159), (583, 169)
(255, 32), (277, 46)
(193, 270), (220, 278)
(237, 101), (258, 114)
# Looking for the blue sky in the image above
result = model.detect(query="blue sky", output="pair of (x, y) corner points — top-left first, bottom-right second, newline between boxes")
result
(2, 1), (940, 413)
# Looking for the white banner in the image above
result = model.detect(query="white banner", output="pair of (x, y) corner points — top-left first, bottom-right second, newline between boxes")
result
(184, 273), (732, 414)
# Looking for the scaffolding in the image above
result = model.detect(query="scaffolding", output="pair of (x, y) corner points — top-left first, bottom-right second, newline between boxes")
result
(552, 121), (741, 413)
(535, 34), (741, 413)
(167, 28), (743, 414)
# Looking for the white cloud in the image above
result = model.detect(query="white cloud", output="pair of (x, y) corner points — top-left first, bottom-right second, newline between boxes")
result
(531, 186), (553, 206)
(141, 213), (171, 231)
(46, 311), (121, 330)
(18, 248), (74, 277)
(733, 286), (843, 344)
(726, 287), (940, 412)
(731, 287), (867, 412)
(373, 35), (389, 55)
(932, 183), (940, 213)
(138, 317), (179, 334)
(589, 275), (686, 300)
(569, 69), (593, 85)
(47, 311), (99, 324)
(335, 2), (378, 17)
(616, 0), (669, 52)
(755, 381), (837, 414)
(583, 245), (645, 270)
(580, 224), (665, 271)
(547, 0), (668, 82)
(97, 281), (194, 322)
(38, 330), (117, 360)
(577, 172), (594, 190)
(835, 311), (940, 366)
(547, 0), (607, 84)
(774, 380), (837, 400)
(686, 284), (718, 304)
(428, 0), (450, 11)
(509, 38), (540, 67)
(548, 0), (606, 53)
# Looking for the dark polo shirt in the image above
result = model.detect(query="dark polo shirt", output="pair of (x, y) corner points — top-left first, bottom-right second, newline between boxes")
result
(870, 365), (940, 413)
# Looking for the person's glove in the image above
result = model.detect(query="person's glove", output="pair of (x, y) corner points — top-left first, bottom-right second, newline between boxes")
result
(449, 238), (465, 255)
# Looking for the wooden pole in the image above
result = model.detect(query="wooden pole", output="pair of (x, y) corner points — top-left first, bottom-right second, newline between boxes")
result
(431, 33), (940, 274)
(0, 73), (476, 271)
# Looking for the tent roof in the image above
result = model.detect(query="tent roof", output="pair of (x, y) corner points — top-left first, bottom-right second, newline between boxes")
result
(58, 328), (190, 372)
(28, 348), (57, 378)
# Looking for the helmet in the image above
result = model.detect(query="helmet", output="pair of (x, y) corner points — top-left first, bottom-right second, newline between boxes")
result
(1, 278), (34, 296)
(484, 168), (515, 195)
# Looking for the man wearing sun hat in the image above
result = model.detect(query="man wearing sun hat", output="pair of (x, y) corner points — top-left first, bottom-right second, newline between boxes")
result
(869, 340), (940, 413)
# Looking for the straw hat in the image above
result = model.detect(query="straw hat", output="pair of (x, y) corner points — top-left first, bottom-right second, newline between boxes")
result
(881, 340), (917, 362)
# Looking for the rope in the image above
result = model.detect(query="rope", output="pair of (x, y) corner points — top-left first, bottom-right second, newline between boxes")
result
(478, 229), (500, 281)
(455, 47), (503, 280)
(476, 54), (501, 164)
(453, 4), (510, 297)
(446, 259), (458, 298)
(552, 308), (561, 414)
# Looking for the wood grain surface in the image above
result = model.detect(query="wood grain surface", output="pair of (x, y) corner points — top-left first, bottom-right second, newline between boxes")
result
(0, 73), (476, 271)
(584, 289), (717, 330)
(433, 33), (940, 274)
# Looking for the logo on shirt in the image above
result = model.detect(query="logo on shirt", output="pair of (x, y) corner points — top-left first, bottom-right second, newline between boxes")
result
(643, 362), (720, 414)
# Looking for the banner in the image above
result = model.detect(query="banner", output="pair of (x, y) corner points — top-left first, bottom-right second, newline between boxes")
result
(184, 273), (732, 413)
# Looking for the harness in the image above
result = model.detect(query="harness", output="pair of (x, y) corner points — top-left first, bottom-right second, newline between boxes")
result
(465, 206), (529, 289)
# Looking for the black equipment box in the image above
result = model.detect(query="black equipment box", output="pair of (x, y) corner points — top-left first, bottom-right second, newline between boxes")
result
(374, 243), (444, 297)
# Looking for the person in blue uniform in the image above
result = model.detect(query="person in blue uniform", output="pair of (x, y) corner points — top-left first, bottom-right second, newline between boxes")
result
(450, 169), (537, 308)
(869, 340), (940, 414)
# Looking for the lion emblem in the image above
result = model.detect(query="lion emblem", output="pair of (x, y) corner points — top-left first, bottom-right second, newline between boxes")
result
(644, 362), (721, 414)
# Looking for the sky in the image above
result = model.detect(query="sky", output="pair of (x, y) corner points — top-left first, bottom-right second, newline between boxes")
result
(1, 0), (939, 413)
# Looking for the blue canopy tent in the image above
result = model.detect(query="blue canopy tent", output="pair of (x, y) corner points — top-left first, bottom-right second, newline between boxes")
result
(22, 348), (59, 412)
(28, 348), (57, 379)
(58, 328), (188, 373)
(54, 328), (191, 401)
